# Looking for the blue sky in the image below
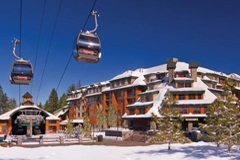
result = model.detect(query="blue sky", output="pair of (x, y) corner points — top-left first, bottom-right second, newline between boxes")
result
(0, 0), (240, 105)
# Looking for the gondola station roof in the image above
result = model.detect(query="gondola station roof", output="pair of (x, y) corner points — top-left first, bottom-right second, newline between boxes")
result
(0, 92), (59, 121)
(0, 105), (59, 120)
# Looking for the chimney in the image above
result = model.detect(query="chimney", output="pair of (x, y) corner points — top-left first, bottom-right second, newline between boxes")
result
(189, 61), (199, 82)
(166, 58), (178, 83)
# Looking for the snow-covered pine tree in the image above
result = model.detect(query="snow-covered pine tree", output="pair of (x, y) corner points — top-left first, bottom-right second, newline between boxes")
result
(122, 119), (127, 129)
(106, 104), (117, 128)
(82, 113), (92, 137)
(66, 119), (74, 135)
(96, 108), (104, 131)
(221, 78), (240, 153)
(152, 94), (186, 150)
(199, 99), (226, 148)
(222, 97), (240, 153)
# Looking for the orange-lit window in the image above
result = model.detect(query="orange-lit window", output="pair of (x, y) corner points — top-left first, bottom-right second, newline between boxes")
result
(180, 107), (187, 114)
(179, 94), (185, 100)
(193, 107), (201, 114)
(189, 94), (195, 100)
(129, 109), (135, 115)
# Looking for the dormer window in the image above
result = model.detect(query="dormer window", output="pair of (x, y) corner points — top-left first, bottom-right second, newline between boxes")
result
(121, 79), (125, 86)
(128, 78), (131, 85)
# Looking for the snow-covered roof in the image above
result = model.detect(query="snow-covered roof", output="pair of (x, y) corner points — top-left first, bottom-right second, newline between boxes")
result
(169, 87), (205, 93)
(126, 101), (154, 108)
(66, 96), (82, 102)
(122, 113), (152, 119)
(103, 75), (146, 92)
(147, 79), (162, 85)
(235, 87), (240, 91)
(55, 109), (68, 117)
(182, 114), (207, 118)
(138, 89), (159, 96)
(230, 73), (240, 81)
(0, 105), (59, 120)
(59, 119), (83, 125)
(85, 92), (102, 97)
(174, 77), (193, 81)
(110, 70), (142, 81)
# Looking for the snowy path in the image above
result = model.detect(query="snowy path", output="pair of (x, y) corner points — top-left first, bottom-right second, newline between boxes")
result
(0, 142), (239, 160)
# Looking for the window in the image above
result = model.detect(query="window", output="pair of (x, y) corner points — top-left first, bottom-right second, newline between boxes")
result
(219, 78), (225, 85)
(185, 83), (191, 87)
(178, 74), (187, 77)
(129, 109), (135, 115)
(148, 85), (153, 90)
(117, 91), (124, 98)
(146, 95), (153, 102)
(127, 98), (135, 104)
(128, 78), (131, 84)
(106, 93), (112, 100)
(178, 83), (184, 88)
(127, 89), (135, 97)
(78, 113), (80, 117)
(0, 126), (8, 132)
(49, 126), (57, 132)
(189, 94), (195, 100)
(146, 77), (150, 82)
(0, 120), (8, 124)
(193, 107), (201, 114)
(49, 120), (56, 124)
(198, 94), (202, 99)
(212, 84), (216, 88)
(139, 108), (145, 114)
(116, 81), (119, 87)
(121, 79), (125, 86)
(179, 94), (185, 100)
(180, 107), (187, 114)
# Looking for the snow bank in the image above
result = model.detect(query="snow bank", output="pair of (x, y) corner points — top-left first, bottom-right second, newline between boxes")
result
(0, 142), (239, 160)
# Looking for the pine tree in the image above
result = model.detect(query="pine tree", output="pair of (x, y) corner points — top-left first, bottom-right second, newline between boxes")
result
(222, 97), (240, 153)
(122, 119), (127, 129)
(46, 88), (59, 113)
(77, 80), (82, 89)
(43, 100), (50, 112)
(0, 85), (16, 114)
(66, 119), (74, 135)
(106, 104), (117, 128)
(82, 113), (91, 137)
(96, 108), (104, 131)
(67, 84), (76, 93)
(152, 94), (186, 150)
(201, 78), (240, 153)
(221, 78), (240, 153)
(200, 99), (225, 148)
(59, 93), (67, 108)
(5, 98), (16, 113)
(38, 102), (43, 108)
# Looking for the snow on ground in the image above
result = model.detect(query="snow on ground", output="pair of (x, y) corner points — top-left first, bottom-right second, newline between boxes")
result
(0, 142), (239, 160)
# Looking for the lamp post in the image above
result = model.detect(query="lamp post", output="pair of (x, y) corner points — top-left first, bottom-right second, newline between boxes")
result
(92, 125), (94, 145)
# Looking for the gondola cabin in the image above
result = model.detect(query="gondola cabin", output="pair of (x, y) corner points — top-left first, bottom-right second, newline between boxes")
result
(9, 59), (34, 85)
(73, 31), (101, 63)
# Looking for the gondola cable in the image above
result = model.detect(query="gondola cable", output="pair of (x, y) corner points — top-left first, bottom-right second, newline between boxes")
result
(30, 0), (47, 95)
(36, 0), (63, 103)
(56, 0), (98, 91)
(19, 0), (23, 106)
